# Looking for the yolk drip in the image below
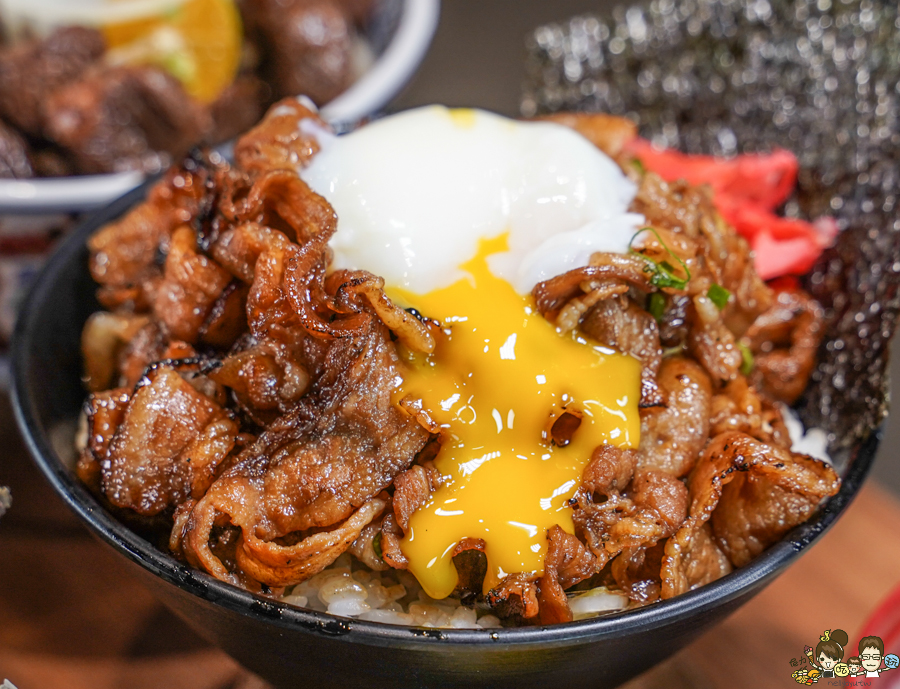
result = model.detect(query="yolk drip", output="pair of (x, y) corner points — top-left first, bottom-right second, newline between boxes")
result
(391, 235), (641, 600)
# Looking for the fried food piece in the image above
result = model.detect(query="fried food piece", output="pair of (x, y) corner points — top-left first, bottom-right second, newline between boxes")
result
(81, 312), (152, 392)
(709, 375), (792, 448)
(243, 0), (354, 105)
(639, 357), (713, 477)
(610, 542), (667, 604)
(153, 226), (233, 343)
(533, 253), (655, 331)
(76, 387), (132, 494)
(176, 315), (432, 588)
(88, 155), (219, 308)
(103, 367), (238, 516)
(0, 26), (104, 135)
(233, 97), (330, 176)
(44, 64), (211, 174)
(538, 526), (597, 624)
(581, 295), (664, 408)
(743, 289), (825, 404)
(574, 445), (688, 571)
(661, 431), (840, 598)
(486, 573), (540, 620)
(452, 538), (488, 601)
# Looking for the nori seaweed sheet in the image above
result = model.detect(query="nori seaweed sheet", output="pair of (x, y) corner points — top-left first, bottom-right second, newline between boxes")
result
(522, 0), (900, 452)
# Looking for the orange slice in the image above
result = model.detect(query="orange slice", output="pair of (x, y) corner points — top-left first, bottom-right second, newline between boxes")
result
(102, 0), (243, 103)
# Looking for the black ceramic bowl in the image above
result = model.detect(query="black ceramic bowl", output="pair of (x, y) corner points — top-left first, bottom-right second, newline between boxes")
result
(9, 181), (880, 689)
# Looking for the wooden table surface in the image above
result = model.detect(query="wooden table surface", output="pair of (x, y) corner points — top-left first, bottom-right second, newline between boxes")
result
(2, 391), (899, 689)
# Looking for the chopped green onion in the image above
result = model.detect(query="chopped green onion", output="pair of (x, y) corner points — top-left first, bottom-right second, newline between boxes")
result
(662, 345), (684, 358)
(738, 342), (754, 376)
(631, 157), (645, 174)
(628, 228), (691, 291)
(373, 531), (384, 560)
(648, 292), (666, 322)
(707, 283), (731, 310)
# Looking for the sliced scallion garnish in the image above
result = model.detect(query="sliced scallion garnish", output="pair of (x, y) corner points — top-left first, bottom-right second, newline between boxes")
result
(738, 341), (755, 375)
(628, 227), (691, 291)
(707, 283), (731, 310)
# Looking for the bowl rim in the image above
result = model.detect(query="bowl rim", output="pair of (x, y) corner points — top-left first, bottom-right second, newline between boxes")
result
(0, 0), (440, 215)
(10, 181), (879, 648)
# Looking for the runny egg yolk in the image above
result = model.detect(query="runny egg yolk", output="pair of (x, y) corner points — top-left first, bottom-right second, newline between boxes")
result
(391, 235), (642, 600)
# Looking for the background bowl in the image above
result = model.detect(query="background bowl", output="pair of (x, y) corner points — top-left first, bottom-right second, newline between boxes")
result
(0, 0), (440, 215)
(0, 0), (439, 367)
(10, 180), (879, 689)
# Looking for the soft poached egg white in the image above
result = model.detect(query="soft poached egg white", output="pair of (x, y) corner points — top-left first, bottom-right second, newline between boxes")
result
(300, 106), (644, 600)
(302, 105), (643, 296)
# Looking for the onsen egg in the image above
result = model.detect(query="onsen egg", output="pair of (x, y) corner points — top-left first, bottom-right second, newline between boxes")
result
(301, 106), (644, 600)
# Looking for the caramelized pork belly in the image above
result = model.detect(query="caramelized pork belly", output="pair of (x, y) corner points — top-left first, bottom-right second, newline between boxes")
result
(78, 104), (840, 623)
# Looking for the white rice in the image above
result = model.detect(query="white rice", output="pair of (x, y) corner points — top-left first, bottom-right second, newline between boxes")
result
(782, 404), (832, 463)
(280, 552), (630, 627)
(281, 553), (503, 628)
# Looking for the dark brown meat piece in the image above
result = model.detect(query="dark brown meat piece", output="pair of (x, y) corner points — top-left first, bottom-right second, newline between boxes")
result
(177, 314), (432, 588)
(348, 516), (391, 572)
(199, 280), (250, 349)
(575, 445), (637, 566)
(574, 445), (688, 571)
(0, 26), (104, 135)
(210, 337), (310, 425)
(233, 496), (388, 588)
(233, 98), (330, 176)
(153, 225), (233, 343)
(661, 431), (840, 598)
(243, 0), (354, 105)
(486, 573), (540, 620)
(687, 300), (743, 385)
(88, 156), (217, 310)
(709, 376), (792, 449)
(533, 253), (655, 332)
(103, 367), (238, 516)
(660, 522), (732, 596)
(392, 463), (441, 533)
(452, 538), (488, 600)
(610, 542), (666, 604)
(581, 295), (664, 408)
(582, 443), (636, 497)
(0, 119), (33, 178)
(81, 312), (151, 392)
(537, 526), (596, 624)
(378, 512), (408, 570)
(629, 170), (773, 338)
(638, 357), (712, 477)
(76, 387), (131, 494)
(44, 64), (211, 174)
(743, 289), (824, 405)
(710, 437), (839, 567)
(116, 321), (178, 389)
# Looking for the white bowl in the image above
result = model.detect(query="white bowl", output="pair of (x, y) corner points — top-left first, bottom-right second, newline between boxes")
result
(0, 0), (440, 214)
